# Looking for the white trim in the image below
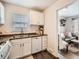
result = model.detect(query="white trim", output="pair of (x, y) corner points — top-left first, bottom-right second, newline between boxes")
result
(47, 48), (58, 57)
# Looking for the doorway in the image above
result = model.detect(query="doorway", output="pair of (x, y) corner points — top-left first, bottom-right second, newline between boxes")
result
(57, 0), (79, 59)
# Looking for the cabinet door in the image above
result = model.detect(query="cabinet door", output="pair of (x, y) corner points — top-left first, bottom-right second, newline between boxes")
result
(0, 2), (4, 24)
(10, 43), (22, 59)
(30, 10), (38, 25)
(36, 37), (42, 52)
(38, 13), (44, 25)
(0, 53), (1, 59)
(32, 37), (42, 53)
(30, 10), (44, 25)
(22, 38), (31, 56)
(42, 36), (47, 50)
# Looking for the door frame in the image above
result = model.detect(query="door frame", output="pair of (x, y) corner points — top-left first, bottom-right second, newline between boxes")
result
(56, 0), (78, 53)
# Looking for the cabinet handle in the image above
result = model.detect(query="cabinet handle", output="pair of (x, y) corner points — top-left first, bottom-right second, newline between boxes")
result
(36, 37), (38, 39)
(1, 54), (3, 58)
(23, 43), (24, 46)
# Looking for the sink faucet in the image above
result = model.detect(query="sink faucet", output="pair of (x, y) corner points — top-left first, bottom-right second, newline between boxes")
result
(21, 28), (23, 34)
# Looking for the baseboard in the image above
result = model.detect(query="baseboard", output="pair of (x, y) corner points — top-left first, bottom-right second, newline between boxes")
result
(17, 49), (59, 59)
(17, 49), (47, 59)
(47, 48), (59, 58)
(17, 54), (31, 59)
(32, 50), (44, 55)
(32, 49), (59, 59)
(46, 50), (59, 59)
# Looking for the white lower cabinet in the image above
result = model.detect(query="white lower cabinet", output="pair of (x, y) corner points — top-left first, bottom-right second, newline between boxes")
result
(10, 36), (47, 59)
(42, 36), (47, 50)
(10, 38), (31, 59)
(32, 37), (42, 53)
(22, 39), (31, 56)
(10, 43), (22, 59)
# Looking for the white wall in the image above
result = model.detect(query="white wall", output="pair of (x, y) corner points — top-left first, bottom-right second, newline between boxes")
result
(44, 0), (75, 57)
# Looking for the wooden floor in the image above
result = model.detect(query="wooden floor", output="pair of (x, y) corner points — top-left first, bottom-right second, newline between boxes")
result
(32, 50), (59, 59)
(21, 50), (79, 59)
(21, 50), (59, 59)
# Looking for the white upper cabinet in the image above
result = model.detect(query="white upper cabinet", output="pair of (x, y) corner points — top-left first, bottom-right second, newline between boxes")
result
(30, 10), (44, 25)
(0, 2), (5, 24)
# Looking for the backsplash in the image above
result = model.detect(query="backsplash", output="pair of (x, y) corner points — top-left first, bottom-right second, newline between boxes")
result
(0, 25), (39, 34)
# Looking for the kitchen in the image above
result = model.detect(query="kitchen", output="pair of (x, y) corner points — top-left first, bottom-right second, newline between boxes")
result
(0, 0), (78, 59)
(0, 0), (57, 59)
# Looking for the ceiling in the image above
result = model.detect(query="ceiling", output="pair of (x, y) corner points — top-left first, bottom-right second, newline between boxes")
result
(2, 0), (57, 10)
(58, 0), (79, 17)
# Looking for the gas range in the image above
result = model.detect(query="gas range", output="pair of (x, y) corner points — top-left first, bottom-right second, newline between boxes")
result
(0, 41), (11, 59)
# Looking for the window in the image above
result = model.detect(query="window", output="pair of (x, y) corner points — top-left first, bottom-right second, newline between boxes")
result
(11, 13), (29, 32)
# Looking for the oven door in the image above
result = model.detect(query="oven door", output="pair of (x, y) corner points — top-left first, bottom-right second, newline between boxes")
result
(0, 41), (11, 59)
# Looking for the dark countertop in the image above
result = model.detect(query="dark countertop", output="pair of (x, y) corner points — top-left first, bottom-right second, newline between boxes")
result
(0, 33), (37, 37)
(10, 34), (48, 40)
(0, 33), (48, 42)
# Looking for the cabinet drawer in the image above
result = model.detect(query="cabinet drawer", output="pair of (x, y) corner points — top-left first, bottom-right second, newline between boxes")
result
(43, 39), (47, 42)
(43, 46), (47, 49)
(11, 39), (22, 44)
(43, 44), (47, 47)
(42, 44), (47, 49)
(43, 40), (47, 43)
(42, 40), (47, 44)
(22, 38), (31, 43)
